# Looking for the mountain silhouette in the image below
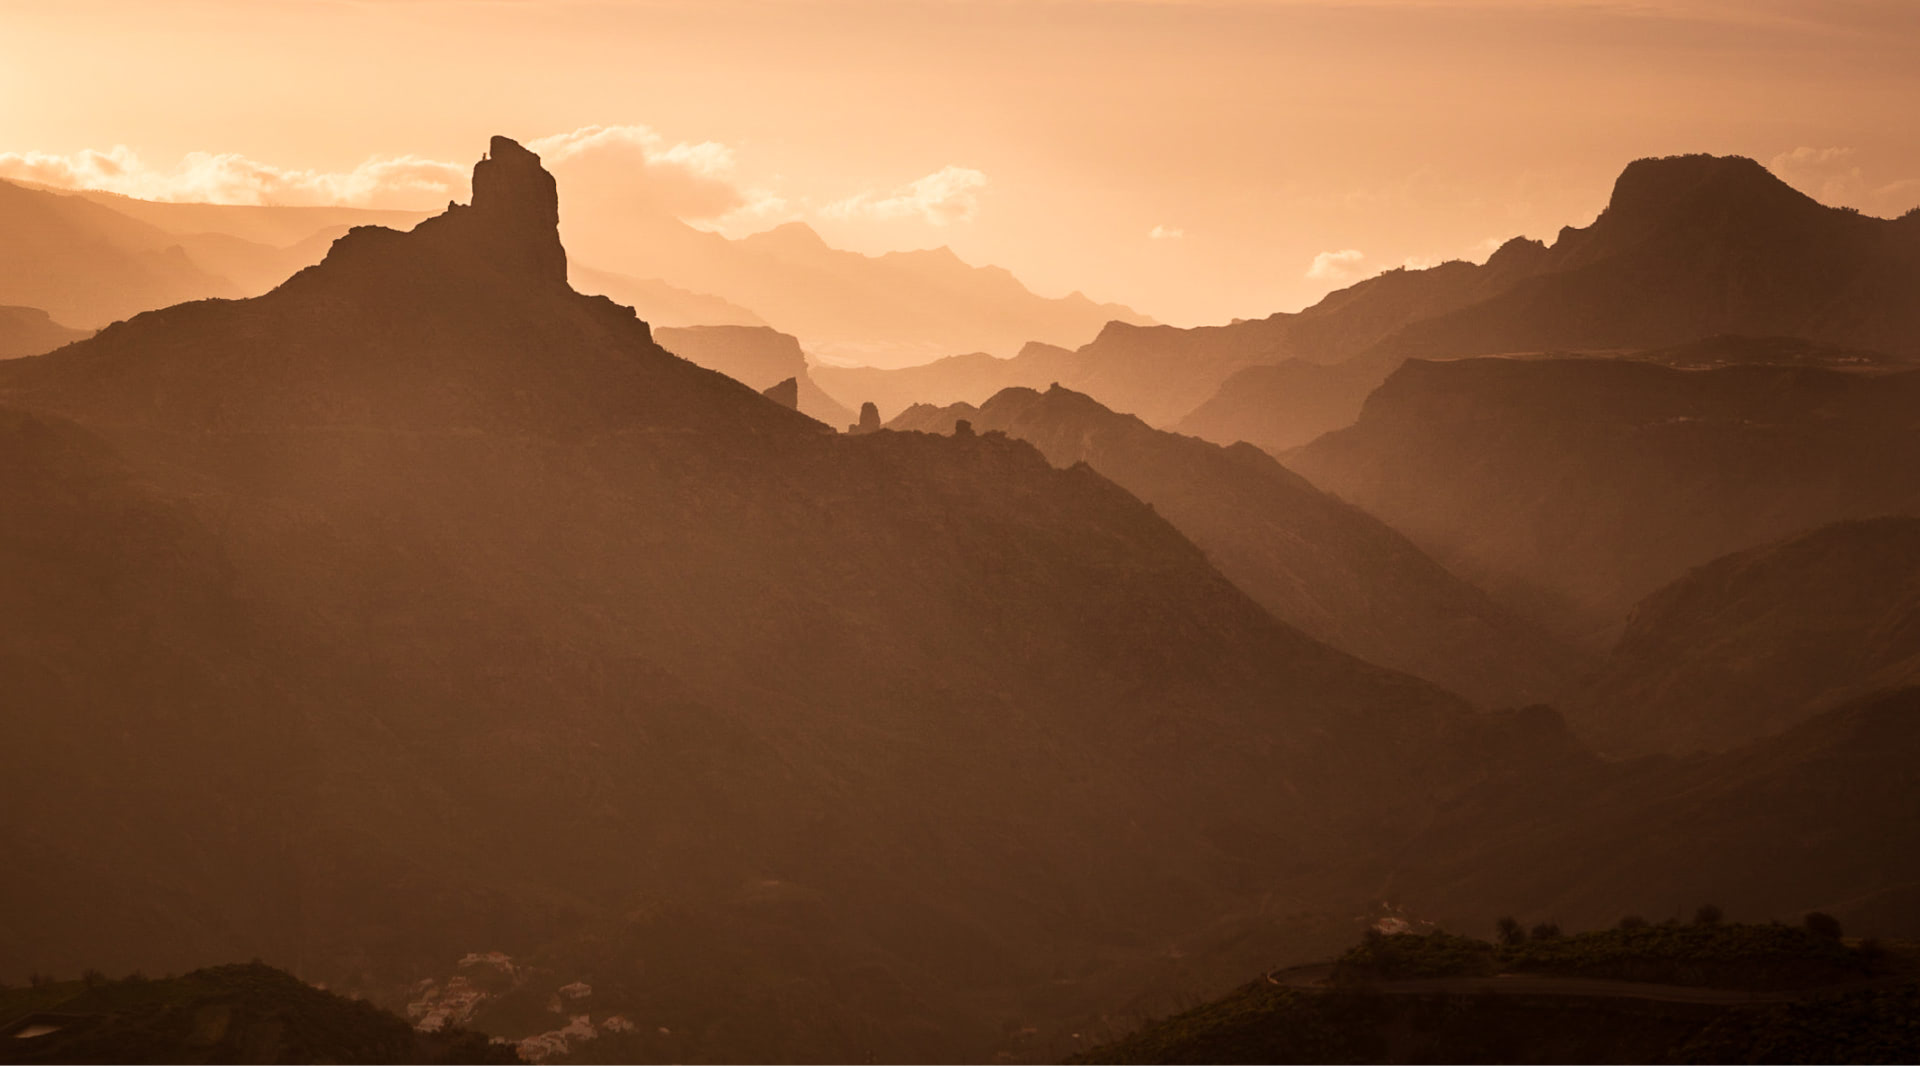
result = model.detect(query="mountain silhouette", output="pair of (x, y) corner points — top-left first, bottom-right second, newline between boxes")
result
(0, 136), (1485, 1061)
(1568, 516), (1920, 756)
(570, 264), (768, 327)
(888, 385), (1586, 707)
(654, 323), (855, 426)
(0, 305), (89, 358)
(1165, 154), (1920, 454)
(1288, 356), (1920, 644)
(559, 207), (1152, 363)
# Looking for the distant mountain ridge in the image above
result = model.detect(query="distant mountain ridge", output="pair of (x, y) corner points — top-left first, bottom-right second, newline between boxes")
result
(1288, 356), (1920, 643)
(887, 385), (1587, 707)
(820, 153), (1920, 453)
(1568, 515), (1920, 756)
(0, 305), (89, 359)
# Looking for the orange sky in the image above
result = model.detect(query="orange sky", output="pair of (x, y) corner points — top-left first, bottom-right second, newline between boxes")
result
(3, 0), (1917, 326)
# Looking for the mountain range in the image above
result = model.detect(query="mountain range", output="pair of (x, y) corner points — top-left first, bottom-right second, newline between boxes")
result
(1288, 355), (1920, 644)
(0, 137), (1489, 1062)
(887, 385), (1585, 708)
(1567, 516), (1920, 756)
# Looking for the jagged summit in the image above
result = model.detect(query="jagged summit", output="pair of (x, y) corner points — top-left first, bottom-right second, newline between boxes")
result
(303, 135), (567, 287)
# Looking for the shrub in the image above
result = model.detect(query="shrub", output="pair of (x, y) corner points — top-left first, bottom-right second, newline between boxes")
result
(1529, 922), (1562, 941)
(1618, 915), (1649, 930)
(1803, 912), (1843, 940)
(1693, 903), (1724, 927)
(1496, 916), (1526, 947)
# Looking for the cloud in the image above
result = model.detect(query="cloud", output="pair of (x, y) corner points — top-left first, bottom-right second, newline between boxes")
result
(822, 165), (988, 226)
(0, 145), (465, 208)
(0, 124), (774, 224)
(528, 124), (756, 223)
(1305, 248), (1366, 282)
(1767, 146), (1920, 218)
(1148, 224), (1184, 240)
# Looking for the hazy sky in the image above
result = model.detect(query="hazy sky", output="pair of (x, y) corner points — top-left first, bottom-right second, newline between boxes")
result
(3, 0), (1917, 325)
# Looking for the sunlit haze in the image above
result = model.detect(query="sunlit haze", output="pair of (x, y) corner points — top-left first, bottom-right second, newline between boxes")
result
(4, 0), (1917, 329)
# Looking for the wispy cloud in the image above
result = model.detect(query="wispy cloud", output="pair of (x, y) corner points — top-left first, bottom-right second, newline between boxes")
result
(0, 145), (465, 208)
(1768, 146), (1920, 217)
(1305, 248), (1366, 282)
(1149, 224), (1185, 239)
(822, 166), (989, 226)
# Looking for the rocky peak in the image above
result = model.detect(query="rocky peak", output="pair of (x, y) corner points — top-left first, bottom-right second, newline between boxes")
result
(463, 136), (567, 283)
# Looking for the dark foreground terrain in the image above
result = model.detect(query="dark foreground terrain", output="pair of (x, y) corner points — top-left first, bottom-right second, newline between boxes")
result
(0, 965), (516, 1065)
(1074, 923), (1920, 1064)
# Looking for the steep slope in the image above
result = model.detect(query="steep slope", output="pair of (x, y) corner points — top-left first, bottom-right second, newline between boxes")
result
(0, 136), (1476, 1062)
(653, 324), (854, 426)
(0, 179), (243, 327)
(888, 386), (1585, 707)
(1567, 516), (1920, 757)
(562, 211), (1149, 362)
(0, 306), (89, 359)
(1379, 155), (1920, 362)
(1289, 356), (1920, 644)
(1381, 688), (1920, 938)
(1177, 155), (1920, 454)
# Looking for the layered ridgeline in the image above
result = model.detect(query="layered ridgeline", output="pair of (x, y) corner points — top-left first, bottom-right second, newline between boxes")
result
(0, 178), (428, 329)
(887, 385), (1585, 708)
(653, 324), (854, 427)
(1289, 356), (1920, 644)
(1566, 516), (1920, 757)
(0, 137), (1494, 1062)
(561, 209), (1151, 364)
(0, 305), (89, 359)
(826, 153), (1920, 454)
(1183, 154), (1920, 452)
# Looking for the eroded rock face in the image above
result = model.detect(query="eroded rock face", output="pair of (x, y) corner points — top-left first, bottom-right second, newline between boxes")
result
(466, 136), (567, 284)
(850, 400), (882, 434)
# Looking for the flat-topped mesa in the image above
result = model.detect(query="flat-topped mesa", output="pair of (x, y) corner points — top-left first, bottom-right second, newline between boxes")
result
(464, 135), (567, 283)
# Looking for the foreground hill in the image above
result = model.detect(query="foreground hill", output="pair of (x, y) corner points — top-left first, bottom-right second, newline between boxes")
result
(0, 306), (88, 359)
(1289, 356), (1920, 643)
(888, 386), (1584, 707)
(653, 324), (854, 426)
(0, 136), (1484, 1062)
(0, 964), (515, 1064)
(1076, 925), (1917, 1064)
(1567, 516), (1920, 756)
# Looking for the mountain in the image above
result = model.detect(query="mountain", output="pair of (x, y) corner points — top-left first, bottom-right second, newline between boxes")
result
(559, 210), (1152, 363)
(1372, 155), (1920, 363)
(1174, 354), (1399, 455)
(569, 265), (768, 328)
(0, 179), (244, 327)
(1288, 356), (1920, 644)
(0, 179), (430, 328)
(0, 136), (1484, 1062)
(887, 385), (1586, 708)
(1567, 516), (1920, 757)
(1172, 154), (1920, 455)
(0, 306), (89, 359)
(811, 341), (1081, 421)
(652, 324), (854, 426)
(1379, 687), (1920, 939)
